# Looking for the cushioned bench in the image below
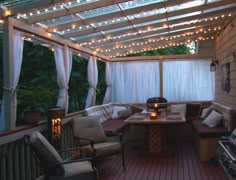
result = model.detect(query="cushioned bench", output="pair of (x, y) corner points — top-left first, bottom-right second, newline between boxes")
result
(191, 101), (236, 161)
(84, 103), (145, 133)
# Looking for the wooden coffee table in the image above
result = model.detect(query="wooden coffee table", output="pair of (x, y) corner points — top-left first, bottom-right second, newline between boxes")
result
(125, 112), (186, 153)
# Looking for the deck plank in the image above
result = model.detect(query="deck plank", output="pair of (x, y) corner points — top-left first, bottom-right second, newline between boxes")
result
(97, 142), (228, 180)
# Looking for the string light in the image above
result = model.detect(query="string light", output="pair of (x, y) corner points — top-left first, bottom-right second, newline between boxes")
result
(102, 35), (215, 57)
(92, 25), (221, 54)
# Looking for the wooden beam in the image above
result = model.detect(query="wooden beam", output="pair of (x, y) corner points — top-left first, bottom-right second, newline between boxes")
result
(27, 0), (130, 24)
(8, 18), (109, 61)
(105, 33), (217, 57)
(0, 0), (65, 17)
(90, 22), (223, 54)
(47, 0), (191, 32)
(75, 8), (235, 43)
(89, 19), (225, 50)
(62, 1), (236, 39)
(111, 54), (214, 62)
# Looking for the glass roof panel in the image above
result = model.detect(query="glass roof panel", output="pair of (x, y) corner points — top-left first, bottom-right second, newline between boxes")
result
(167, 0), (204, 12)
(168, 11), (201, 21)
(134, 18), (167, 27)
(203, 3), (236, 13)
(1, 0), (34, 8)
(78, 4), (120, 19)
(92, 17), (128, 28)
(103, 25), (134, 34)
(39, 14), (80, 27)
(119, 0), (164, 10)
(127, 8), (166, 21)
(73, 31), (102, 41)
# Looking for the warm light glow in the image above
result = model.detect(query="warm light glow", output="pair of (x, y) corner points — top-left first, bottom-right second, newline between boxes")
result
(150, 112), (157, 119)
(0, 19), (4, 24)
(5, 10), (11, 16)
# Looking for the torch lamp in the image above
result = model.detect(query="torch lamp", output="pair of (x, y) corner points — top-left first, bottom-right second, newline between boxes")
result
(47, 107), (65, 150)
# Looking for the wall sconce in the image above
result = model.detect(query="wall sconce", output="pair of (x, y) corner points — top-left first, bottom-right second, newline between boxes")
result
(210, 59), (219, 72)
(47, 107), (65, 150)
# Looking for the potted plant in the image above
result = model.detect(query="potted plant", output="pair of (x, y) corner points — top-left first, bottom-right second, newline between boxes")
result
(18, 86), (57, 124)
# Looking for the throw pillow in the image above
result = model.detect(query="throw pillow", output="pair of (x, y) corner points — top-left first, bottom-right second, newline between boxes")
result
(200, 107), (213, 119)
(129, 104), (144, 114)
(170, 104), (187, 116)
(202, 109), (223, 128)
(118, 109), (132, 119)
(112, 106), (127, 119)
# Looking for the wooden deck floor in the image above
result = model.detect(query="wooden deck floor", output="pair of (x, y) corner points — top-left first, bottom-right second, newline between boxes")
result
(97, 142), (228, 180)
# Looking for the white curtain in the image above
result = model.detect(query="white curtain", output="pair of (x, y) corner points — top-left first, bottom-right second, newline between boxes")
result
(54, 46), (72, 113)
(102, 62), (112, 104)
(0, 30), (24, 130)
(111, 61), (160, 103)
(163, 59), (215, 101)
(85, 56), (98, 108)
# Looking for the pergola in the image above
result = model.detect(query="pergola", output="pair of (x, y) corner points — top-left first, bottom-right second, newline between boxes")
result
(0, 0), (235, 130)
(0, 0), (235, 59)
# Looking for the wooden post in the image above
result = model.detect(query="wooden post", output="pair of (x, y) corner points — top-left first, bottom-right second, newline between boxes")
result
(1, 17), (14, 130)
(159, 59), (163, 97)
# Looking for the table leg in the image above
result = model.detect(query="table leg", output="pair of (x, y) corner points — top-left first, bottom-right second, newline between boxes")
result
(148, 125), (162, 153)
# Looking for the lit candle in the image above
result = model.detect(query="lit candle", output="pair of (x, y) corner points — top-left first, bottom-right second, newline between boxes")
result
(154, 103), (158, 108)
(150, 112), (157, 119)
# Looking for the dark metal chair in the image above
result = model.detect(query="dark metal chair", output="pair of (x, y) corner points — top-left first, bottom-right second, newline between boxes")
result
(70, 116), (126, 171)
(25, 131), (98, 180)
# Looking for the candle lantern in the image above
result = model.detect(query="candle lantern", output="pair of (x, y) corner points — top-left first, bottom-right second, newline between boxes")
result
(154, 103), (159, 112)
(47, 107), (65, 150)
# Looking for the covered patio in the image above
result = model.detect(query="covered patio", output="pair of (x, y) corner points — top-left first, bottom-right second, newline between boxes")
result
(0, 0), (236, 180)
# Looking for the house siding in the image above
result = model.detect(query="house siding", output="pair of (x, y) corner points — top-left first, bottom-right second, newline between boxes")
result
(215, 16), (236, 110)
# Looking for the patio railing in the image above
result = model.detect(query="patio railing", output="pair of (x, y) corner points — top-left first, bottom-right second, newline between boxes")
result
(0, 111), (82, 180)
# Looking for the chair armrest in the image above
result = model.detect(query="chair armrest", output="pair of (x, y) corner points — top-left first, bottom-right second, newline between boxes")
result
(45, 157), (96, 172)
(105, 132), (123, 142)
(58, 146), (88, 153)
(74, 136), (95, 149)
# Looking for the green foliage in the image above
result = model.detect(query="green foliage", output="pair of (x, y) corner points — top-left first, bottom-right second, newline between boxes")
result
(128, 45), (192, 56)
(17, 41), (58, 122)
(96, 60), (106, 105)
(68, 55), (89, 111)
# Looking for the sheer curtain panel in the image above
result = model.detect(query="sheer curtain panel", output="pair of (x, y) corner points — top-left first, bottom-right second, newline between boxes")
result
(85, 56), (98, 108)
(102, 62), (112, 104)
(0, 30), (24, 130)
(54, 46), (72, 113)
(163, 59), (215, 101)
(111, 61), (160, 103)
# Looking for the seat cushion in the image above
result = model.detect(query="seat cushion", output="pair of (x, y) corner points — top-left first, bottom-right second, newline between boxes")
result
(112, 106), (127, 119)
(202, 109), (223, 127)
(192, 119), (229, 137)
(29, 131), (64, 176)
(84, 141), (121, 158)
(71, 116), (106, 145)
(47, 161), (97, 180)
(171, 104), (187, 117)
(101, 119), (127, 133)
